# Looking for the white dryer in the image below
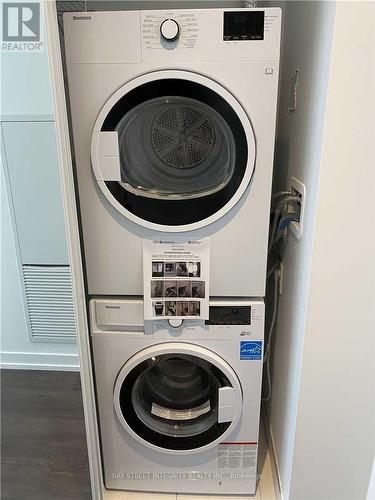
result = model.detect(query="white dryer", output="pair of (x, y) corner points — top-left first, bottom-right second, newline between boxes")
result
(90, 298), (264, 495)
(64, 8), (281, 297)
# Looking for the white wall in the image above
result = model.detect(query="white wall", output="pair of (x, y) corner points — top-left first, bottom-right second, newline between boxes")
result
(267, 2), (336, 497)
(0, 1), (78, 371)
(289, 3), (375, 499)
(269, 1), (375, 499)
(0, 3), (54, 121)
(1, 169), (78, 370)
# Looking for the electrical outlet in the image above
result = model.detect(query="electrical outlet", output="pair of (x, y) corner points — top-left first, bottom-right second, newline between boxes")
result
(289, 177), (306, 239)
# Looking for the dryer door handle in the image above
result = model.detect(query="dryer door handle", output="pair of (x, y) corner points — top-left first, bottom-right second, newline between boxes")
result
(218, 386), (237, 423)
(93, 131), (121, 181)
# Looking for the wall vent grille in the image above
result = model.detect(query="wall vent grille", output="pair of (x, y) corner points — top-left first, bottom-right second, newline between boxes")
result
(22, 265), (76, 342)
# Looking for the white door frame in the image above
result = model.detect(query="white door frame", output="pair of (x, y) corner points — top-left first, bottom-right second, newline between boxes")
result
(43, 2), (103, 499)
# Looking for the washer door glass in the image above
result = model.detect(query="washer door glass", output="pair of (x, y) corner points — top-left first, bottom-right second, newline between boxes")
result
(116, 96), (236, 200)
(92, 72), (255, 228)
(115, 351), (240, 451)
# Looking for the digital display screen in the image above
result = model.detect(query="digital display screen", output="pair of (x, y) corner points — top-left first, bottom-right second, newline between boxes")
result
(206, 306), (251, 325)
(223, 11), (264, 41)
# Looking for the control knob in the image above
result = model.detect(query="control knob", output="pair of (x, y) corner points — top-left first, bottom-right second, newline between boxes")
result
(160, 18), (180, 42)
(168, 318), (183, 328)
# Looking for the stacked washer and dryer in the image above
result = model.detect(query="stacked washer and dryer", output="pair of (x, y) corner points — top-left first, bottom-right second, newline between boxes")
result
(64, 7), (281, 496)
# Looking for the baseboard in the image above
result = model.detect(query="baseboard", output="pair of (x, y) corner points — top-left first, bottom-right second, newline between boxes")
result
(0, 351), (80, 371)
(263, 405), (285, 500)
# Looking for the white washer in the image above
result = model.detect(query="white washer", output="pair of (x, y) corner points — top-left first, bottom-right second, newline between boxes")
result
(64, 8), (281, 297)
(90, 298), (265, 495)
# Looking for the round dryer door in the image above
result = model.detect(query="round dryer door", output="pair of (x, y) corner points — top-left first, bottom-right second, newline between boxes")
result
(113, 343), (243, 454)
(91, 70), (256, 232)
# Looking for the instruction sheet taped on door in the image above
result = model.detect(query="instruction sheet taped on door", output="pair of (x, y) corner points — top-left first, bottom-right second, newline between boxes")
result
(143, 238), (209, 320)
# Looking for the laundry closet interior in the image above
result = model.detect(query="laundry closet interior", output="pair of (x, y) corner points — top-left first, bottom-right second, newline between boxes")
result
(53, 1), (373, 499)
(2, 1), (372, 500)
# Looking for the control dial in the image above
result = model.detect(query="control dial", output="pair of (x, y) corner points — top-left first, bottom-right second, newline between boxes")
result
(168, 318), (183, 328)
(160, 18), (180, 42)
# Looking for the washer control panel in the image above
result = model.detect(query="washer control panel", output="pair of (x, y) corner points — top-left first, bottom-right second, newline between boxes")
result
(151, 301), (264, 339)
(90, 299), (264, 341)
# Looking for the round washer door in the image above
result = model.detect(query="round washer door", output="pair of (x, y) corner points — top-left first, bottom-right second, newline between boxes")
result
(113, 343), (243, 454)
(91, 70), (256, 232)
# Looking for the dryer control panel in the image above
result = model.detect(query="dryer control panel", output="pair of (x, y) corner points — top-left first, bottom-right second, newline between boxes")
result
(143, 11), (199, 50)
(140, 8), (281, 63)
(64, 8), (281, 65)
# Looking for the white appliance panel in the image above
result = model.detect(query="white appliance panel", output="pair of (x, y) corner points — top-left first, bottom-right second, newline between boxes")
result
(90, 298), (264, 495)
(66, 61), (279, 296)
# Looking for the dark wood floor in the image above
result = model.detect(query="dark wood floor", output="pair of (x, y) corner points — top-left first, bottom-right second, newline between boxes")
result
(1, 369), (92, 500)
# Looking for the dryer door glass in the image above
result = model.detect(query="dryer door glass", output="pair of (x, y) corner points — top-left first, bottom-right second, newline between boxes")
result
(93, 73), (255, 228)
(115, 96), (236, 200)
(117, 353), (235, 451)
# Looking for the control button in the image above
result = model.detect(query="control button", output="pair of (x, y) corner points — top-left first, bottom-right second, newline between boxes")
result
(160, 19), (180, 42)
(168, 318), (183, 328)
